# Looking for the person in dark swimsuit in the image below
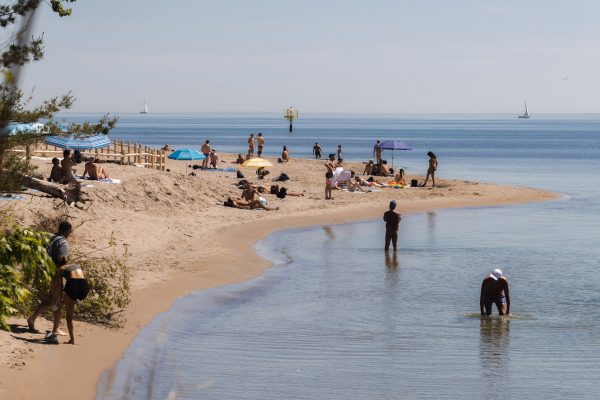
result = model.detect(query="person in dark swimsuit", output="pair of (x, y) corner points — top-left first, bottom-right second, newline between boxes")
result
(480, 269), (510, 316)
(61, 264), (89, 344)
(383, 200), (401, 251)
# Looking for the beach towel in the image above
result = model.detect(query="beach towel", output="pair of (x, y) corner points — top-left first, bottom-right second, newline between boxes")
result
(203, 167), (237, 173)
(0, 194), (26, 201)
(77, 176), (121, 184)
(332, 169), (352, 186)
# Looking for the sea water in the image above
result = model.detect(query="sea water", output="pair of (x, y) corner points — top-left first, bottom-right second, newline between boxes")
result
(94, 114), (600, 399)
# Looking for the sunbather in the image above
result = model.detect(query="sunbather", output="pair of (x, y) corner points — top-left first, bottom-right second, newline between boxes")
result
(241, 182), (259, 201)
(226, 197), (279, 211)
(82, 158), (109, 180)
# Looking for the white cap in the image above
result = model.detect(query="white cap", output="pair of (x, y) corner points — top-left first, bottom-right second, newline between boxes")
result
(490, 269), (503, 280)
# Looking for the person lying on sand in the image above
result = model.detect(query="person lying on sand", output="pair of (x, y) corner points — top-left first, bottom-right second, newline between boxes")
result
(82, 157), (109, 180)
(269, 184), (305, 198)
(225, 197), (279, 211)
(346, 172), (364, 192)
(356, 176), (385, 188)
(48, 157), (62, 182)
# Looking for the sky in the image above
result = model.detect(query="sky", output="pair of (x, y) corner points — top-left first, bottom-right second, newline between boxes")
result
(9, 0), (600, 113)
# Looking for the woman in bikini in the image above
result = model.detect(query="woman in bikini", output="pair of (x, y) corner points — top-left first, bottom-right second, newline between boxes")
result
(421, 151), (438, 187)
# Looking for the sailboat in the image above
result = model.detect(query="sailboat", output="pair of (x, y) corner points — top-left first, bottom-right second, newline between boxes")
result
(140, 100), (148, 114)
(518, 102), (530, 119)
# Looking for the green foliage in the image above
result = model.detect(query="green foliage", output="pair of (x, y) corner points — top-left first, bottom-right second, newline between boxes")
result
(0, 225), (54, 329)
(72, 244), (131, 327)
(0, 0), (118, 193)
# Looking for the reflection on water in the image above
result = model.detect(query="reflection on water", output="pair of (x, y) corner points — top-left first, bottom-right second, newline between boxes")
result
(479, 317), (510, 400)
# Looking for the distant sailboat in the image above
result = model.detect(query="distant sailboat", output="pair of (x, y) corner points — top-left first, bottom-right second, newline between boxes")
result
(518, 102), (530, 119)
(140, 100), (148, 114)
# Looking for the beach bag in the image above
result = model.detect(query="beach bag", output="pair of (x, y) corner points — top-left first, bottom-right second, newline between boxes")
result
(275, 173), (289, 182)
(258, 196), (268, 206)
(411, 179), (419, 187)
(224, 198), (234, 207)
(236, 170), (244, 178)
(277, 187), (288, 199)
(367, 176), (375, 183)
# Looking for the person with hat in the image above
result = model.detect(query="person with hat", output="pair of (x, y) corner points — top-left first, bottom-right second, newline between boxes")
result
(480, 269), (511, 316)
(383, 200), (401, 251)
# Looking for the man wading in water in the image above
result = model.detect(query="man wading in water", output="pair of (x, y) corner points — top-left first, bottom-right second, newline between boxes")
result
(480, 269), (510, 316)
(383, 200), (401, 251)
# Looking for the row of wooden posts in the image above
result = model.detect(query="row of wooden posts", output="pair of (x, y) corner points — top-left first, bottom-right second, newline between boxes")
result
(25, 140), (167, 171)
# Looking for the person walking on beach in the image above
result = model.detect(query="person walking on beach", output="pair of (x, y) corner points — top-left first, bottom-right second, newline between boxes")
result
(257, 133), (265, 157)
(27, 221), (72, 342)
(383, 200), (401, 251)
(373, 140), (382, 164)
(480, 269), (510, 316)
(201, 140), (211, 169)
(248, 133), (255, 156)
(337, 144), (343, 162)
(421, 151), (438, 187)
(313, 142), (322, 159)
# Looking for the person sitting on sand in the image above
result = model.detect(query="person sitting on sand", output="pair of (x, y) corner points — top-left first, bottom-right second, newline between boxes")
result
(346, 171), (364, 192)
(394, 169), (407, 186)
(235, 153), (245, 164)
(60, 149), (76, 184)
(226, 197), (279, 211)
(380, 160), (390, 177)
(209, 149), (219, 168)
(82, 157), (109, 180)
(48, 157), (62, 182)
(257, 167), (270, 179)
(363, 160), (374, 175)
(421, 151), (438, 187)
(281, 145), (290, 162)
(480, 269), (510, 316)
(241, 182), (259, 201)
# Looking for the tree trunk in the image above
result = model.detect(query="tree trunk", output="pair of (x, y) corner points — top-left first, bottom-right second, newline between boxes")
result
(19, 175), (82, 204)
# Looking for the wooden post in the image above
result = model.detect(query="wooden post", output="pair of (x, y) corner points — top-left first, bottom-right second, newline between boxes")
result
(150, 149), (155, 169)
(127, 142), (131, 163)
(25, 145), (31, 160)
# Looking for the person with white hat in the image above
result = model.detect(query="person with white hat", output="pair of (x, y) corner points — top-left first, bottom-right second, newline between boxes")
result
(480, 269), (510, 316)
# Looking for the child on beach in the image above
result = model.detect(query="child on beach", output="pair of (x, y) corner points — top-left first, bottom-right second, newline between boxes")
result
(325, 171), (333, 200)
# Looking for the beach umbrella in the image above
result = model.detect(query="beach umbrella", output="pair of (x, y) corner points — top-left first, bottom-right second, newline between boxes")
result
(168, 148), (206, 161)
(3, 122), (46, 135)
(379, 140), (412, 170)
(45, 134), (111, 150)
(242, 157), (273, 168)
(168, 148), (206, 175)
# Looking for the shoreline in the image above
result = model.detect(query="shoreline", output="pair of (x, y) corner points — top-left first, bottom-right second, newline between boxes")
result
(0, 157), (560, 399)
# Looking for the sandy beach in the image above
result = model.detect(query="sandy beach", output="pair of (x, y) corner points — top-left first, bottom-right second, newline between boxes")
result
(0, 154), (558, 399)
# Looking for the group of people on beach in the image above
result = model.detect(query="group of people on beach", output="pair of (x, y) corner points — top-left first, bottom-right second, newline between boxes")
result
(48, 149), (109, 183)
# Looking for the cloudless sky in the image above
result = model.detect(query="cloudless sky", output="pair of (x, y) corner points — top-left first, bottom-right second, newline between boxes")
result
(12, 0), (600, 113)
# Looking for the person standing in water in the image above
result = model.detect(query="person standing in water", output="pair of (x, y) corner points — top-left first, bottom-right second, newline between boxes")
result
(480, 269), (510, 316)
(337, 145), (343, 162)
(257, 133), (265, 157)
(383, 200), (401, 251)
(421, 151), (438, 187)
(313, 142), (322, 159)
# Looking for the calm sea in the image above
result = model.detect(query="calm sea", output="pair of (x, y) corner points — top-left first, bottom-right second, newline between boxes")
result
(91, 114), (600, 400)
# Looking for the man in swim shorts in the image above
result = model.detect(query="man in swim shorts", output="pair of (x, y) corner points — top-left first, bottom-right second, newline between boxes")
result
(480, 269), (510, 316)
(383, 200), (401, 251)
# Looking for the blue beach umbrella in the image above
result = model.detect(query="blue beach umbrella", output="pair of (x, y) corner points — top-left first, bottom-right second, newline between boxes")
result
(168, 148), (206, 161)
(45, 134), (111, 150)
(379, 140), (412, 169)
(168, 148), (206, 175)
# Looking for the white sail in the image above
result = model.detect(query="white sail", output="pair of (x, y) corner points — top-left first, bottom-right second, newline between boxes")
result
(140, 100), (148, 114)
(518, 101), (530, 119)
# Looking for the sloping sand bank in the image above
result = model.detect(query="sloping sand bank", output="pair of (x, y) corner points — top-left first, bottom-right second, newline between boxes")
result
(0, 156), (559, 399)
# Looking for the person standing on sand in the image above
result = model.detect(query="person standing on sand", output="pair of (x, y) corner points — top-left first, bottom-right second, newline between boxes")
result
(325, 153), (340, 175)
(337, 144), (343, 162)
(27, 221), (72, 343)
(313, 142), (322, 159)
(383, 200), (401, 251)
(373, 140), (382, 164)
(201, 140), (211, 169)
(257, 133), (265, 157)
(248, 133), (255, 155)
(480, 269), (510, 316)
(209, 149), (219, 168)
(421, 151), (438, 187)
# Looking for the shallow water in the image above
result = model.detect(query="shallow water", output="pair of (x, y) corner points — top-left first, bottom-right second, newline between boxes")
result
(95, 115), (600, 399)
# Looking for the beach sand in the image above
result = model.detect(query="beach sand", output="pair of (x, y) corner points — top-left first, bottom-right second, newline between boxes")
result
(0, 155), (559, 399)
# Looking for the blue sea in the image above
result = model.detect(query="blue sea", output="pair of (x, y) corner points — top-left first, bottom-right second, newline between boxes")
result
(87, 114), (600, 400)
